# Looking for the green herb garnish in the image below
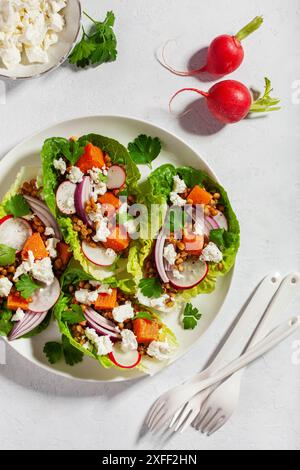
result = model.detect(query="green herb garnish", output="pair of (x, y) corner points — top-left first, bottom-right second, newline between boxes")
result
(69, 11), (117, 68)
(0, 244), (16, 266)
(139, 278), (164, 299)
(4, 194), (30, 217)
(183, 303), (202, 330)
(128, 134), (162, 168)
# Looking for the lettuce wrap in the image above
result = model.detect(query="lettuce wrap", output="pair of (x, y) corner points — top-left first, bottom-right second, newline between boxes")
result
(53, 260), (178, 371)
(132, 164), (240, 305)
(41, 133), (141, 283)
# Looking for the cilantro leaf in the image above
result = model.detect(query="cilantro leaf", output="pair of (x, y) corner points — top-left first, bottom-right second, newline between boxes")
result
(43, 342), (63, 364)
(134, 311), (154, 321)
(0, 307), (13, 336)
(139, 278), (164, 299)
(16, 274), (40, 300)
(128, 135), (162, 168)
(61, 304), (85, 324)
(183, 303), (202, 330)
(4, 194), (31, 217)
(62, 336), (84, 366)
(0, 244), (16, 267)
(69, 11), (117, 69)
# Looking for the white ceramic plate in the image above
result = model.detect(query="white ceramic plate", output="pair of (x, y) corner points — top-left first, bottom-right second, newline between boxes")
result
(0, 115), (234, 382)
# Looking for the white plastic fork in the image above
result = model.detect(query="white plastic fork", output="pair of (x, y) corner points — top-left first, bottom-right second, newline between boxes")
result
(147, 315), (300, 433)
(171, 272), (300, 433)
(148, 272), (282, 432)
(163, 272), (282, 432)
(192, 272), (300, 436)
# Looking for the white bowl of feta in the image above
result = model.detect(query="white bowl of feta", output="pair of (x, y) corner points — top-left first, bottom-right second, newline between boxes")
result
(0, 0), (81, 80)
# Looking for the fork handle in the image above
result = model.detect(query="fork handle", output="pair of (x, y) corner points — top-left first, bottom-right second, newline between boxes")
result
(198, 273), (282, 378)
(187, 316), (300, 397)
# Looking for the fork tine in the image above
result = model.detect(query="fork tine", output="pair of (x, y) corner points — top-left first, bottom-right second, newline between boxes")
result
(194, 406), (212, 432)
(207, 416), (226, 436)
(150, 407), (172, 432)
(169, 405), (185, 429)
(147, 401), (165, 428)
(201, 409), (222, 434)
(180, 407), (200, 433)
(174, 406), (193, 432)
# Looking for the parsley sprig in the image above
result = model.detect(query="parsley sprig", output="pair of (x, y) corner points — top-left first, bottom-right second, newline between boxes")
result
(139, 278), (164, 299)
(4, 194), (31, 218)
(183, 303), (202, 330)
(16, 274), (40, 300)
(128, 135), (162, 168)
(43, 336), (84, 366)
(69, 11), (117, 68)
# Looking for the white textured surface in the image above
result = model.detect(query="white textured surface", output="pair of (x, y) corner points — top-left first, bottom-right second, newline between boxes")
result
(1, 0), (300, 451)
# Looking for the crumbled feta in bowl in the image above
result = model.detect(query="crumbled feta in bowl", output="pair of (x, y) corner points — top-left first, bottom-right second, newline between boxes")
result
(0, 0), (81, 79)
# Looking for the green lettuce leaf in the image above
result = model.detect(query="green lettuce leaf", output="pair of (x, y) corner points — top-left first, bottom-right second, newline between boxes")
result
(0, 306), (13, 337)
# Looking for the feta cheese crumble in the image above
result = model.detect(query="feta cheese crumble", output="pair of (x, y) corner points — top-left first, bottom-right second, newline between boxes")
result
(91, 182), (107, 202)
(53, 158), (66, 175)
(172, 269), (184, 280)
(75, 289), (98, 306)
(44, 227), (55, 237)
(93, 217), (111, 243)
(147, 341), (172, 361)
(0, 0), (66, 68)
(121, 329), (138, 352)
(85, 328), (113, 356)
(46, 237), (59, 258)
(112, 302), (135, 323)
(136, 290), (171, 311)
(163, 244), (177, 266)
(173, 175), (187, 194)
(67, 166), (84, 184)
(0, 277), (13, 297)
(200, 242), (223, 263)
(31, 257), (54, 285)
(12, 308), (25, 322)
(88, 167), (104, 184)
(170, 192), (186, 207)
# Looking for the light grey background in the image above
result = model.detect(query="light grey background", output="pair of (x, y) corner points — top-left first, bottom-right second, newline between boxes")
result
(1, 0), (300, 451)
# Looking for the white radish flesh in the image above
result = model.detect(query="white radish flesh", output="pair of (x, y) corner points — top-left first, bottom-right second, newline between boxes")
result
(29, 278), (61, 313)
(82, 241), (117, 267)
(0, 216), (32, 252)
(109, 344), (142, 369)
(106, 165), (126, 190)
(167, 259), (208, 290)
(56, 182), (76, 215)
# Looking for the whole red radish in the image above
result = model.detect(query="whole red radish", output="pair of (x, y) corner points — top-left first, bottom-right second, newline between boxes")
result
(170, 78), (280, 124)
(161, 16), (263, 77)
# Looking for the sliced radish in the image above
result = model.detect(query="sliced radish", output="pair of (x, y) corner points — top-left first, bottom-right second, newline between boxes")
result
(74, 176), (93, 227)
(9, 311), (48, 341)
(56, 181), (76, 215)
(29, 278), (60, 313)
(213, 211), (228, 231)
(0, 216), (32, 252)
(82, 241), (117, 267)
(106, 165), (126, 190)
(85, 307), (119, 333)
(109, 344), (142, 369)
(23, 196), (62, 240)
(167, 259), (208, 290)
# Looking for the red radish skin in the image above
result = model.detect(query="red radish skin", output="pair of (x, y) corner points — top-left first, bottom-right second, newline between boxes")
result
(109, 347), (142, 369)
(161, 16), (263, 77)
(106, 165), (126, 190)
(170, 78), (280, 124)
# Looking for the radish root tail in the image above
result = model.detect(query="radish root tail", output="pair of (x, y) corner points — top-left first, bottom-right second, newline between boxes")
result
(169, 88), (209, 116)
(157, 40), (207, 76)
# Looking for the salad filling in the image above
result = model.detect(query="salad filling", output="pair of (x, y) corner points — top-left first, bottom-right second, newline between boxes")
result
(0, 168), (70, 340)
(53, 262), (177, 370)
(41, 134), (141, 281)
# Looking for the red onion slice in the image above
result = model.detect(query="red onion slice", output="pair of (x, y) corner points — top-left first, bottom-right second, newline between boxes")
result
(85, 316), (121, 340)
(85, 307), (119, 333)
(24, 195), (62, 240)
(74, 176), (93, 227)
(9, 311), (48, 341)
